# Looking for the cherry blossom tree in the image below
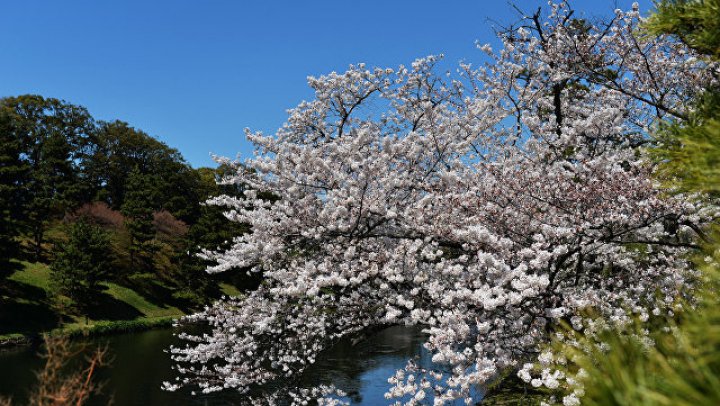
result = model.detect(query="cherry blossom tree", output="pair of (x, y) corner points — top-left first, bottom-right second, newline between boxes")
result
(164, 2), (717, 404)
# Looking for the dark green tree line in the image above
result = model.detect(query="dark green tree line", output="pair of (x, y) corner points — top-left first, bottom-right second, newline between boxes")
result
(0, 95), (94, 260)
(0, 94), (255, 313)
(0, 107), (29, 262)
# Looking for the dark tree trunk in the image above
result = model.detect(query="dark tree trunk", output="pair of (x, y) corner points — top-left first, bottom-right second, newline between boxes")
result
(34, 229), (43, 262)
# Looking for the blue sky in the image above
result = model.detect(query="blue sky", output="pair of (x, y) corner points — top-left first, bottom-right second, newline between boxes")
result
(1, 0), (652, 168)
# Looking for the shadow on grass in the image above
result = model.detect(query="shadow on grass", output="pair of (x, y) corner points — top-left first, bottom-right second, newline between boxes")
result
(126, 275), (195, 313)
(0, 270), (60, 335)
(84, 289), (144, 321)
(0, 260), (23, 279)
(0, 300), (61, 336)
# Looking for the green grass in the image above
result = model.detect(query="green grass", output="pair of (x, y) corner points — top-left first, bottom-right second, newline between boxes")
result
(58, 317), (177, 339)
(0, 261), (186, 340)
(102, 282), (183, 318)
(219, 282), (243, 297)
(7, 261), (52, 290)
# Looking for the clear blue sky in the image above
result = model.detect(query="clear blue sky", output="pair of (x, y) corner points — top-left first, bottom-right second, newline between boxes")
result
(1, 0), (652, 168)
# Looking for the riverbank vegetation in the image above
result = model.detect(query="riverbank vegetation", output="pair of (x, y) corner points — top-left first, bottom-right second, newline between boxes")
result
(0, 96), (256, 339)
(0, 260), (203, 342)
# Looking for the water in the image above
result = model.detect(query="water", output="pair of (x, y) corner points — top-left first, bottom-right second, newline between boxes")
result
(0, 325), (477, 405)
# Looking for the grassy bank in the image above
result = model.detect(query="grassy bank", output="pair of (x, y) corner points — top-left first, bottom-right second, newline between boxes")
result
(0, 317), (178, 348)
(0, 261), (237, 342)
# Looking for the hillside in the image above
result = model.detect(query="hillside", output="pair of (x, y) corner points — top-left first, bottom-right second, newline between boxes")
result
(0, 261), (240, 340)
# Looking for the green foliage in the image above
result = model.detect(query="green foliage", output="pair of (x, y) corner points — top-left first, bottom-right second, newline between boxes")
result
(557, 243), (720, 406)
(0, 95), (95, 260)
(169, 166), (253, 303)
(50, 219), (112, 314)
(86, 120), (166, 208)
(647, 0), (720, 58)
(0, 94), (255, 332)
(87, 120), (203, 223)
(651, 92), (720, 196)
(169, 209), (235, 304)
(63, 317), (176, 338)
(121, 167), (158, 272)
(0, 107), (28, 261)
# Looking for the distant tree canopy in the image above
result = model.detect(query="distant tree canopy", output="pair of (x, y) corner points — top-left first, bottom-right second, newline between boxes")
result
(121, 167), (159, 272)
(0, 94), (255, 313)
(0, 106), (27, 261)
(87, 120), (203, 223)
(0, 95), (94, 260)
(0, 95), (212, 255)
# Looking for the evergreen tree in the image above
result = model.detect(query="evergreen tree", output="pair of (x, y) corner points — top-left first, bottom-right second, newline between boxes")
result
(0, 107), (29, 262)
(50, 219), (111, 318)
(649, 0), (720, 58)
(121, 167), (157, 272)
(174, 204), (252, 302)
(0, 95), (95, 260)
(87, 120), (203, 223)
(167, 166), (250, 304)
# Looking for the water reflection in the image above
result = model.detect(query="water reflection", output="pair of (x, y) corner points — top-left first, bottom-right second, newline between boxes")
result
(295, 325), (432, 404)
(0, 325), (477, 405)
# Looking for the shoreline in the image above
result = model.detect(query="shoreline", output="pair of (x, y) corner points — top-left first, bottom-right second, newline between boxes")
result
(0, 316), (179, 350)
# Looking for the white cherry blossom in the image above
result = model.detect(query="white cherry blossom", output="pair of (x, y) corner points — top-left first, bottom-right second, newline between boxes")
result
(165, 3), (717, 404)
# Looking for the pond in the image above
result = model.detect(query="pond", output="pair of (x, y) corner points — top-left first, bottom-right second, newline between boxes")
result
(0, 325), (483, 405)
